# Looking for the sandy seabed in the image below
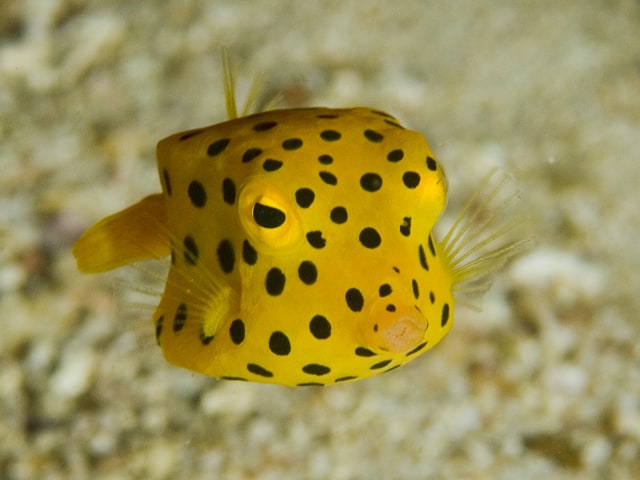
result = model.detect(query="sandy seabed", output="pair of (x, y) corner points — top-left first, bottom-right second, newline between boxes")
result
(1, 1), (639, 479)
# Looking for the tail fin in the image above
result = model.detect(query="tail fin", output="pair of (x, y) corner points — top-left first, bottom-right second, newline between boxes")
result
(72, 194), (169, 273)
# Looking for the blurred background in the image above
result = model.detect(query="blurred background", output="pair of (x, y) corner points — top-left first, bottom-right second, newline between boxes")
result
(1, 1), (639, 478)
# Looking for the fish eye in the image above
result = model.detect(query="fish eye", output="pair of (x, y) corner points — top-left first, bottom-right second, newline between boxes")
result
(253, 202), (286, 228)
(239, 179), (303, 250)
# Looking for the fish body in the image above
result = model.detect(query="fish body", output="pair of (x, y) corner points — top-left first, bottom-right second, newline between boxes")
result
(158, 107), (449, 385)
(73, 58), (522, 386)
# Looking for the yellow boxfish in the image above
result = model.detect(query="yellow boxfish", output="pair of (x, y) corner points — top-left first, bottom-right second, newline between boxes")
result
(73, 53), (524, 386)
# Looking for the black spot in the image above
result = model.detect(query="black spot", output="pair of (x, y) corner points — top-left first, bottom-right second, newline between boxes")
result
(282, 138), (303, 150)
(316, 113), (339, 119)
(269, 331), (291, 355)
(302, 364), (331, 376)
(412, 279), (420, 299)
(406, 341), (428, 356)
(360, 173), (382, 192)
(387, 149), (404, 162)
(162, 169), (172, 196)
(298, 261), (318, 285)
(179, 129), (205, 141)
(400, 217), (412, 237)
(183, 236), (199, 265)
(306, 231), (326, 249)
(253, 121), (277, 131)
(428, 235), (436, 256)
(173, 303), (187, 332)
(330, 206), (348, 224)
(429, 291), (435, 304)
(402, 171), (421, 189)
(426, 156), (437, 171)
(393, 266), (400, 273)
(441, 303), (450, 327)
(253, 203), (286, 228)
(419, 245), (429, 271)
(295, 188), (315, 208)
(320, 129), (341, 141)
(318, 154), (333, 165)
(364, 129), (384, 143)
(309, 315), (331, 339)
(386, 304), (396, 312)
(319, 171), (337, 185)
(200, 329), (214, 345)
(188, 180), (207, 207)
(378, 284), (392, 297)
(221, 376), (248, 382)
(355, 347), (376, 357)
(262, 159), (283, 171)
(335, 376), (357, 382)
(155, 315), (164, 344)
(346, 288), (364, 312)
(370, 359), (392, 370)
(359, 227), (381, 249)
(265, 268), (286, 296)
(242, 148), (263, 163)
(229, 319), (245, 345)
(242, 240), (257, 266)
(217, 239), (235, 273)
(222, 178), (236, 205)
(247, 363), (273, 378)
(298, 382), (324, 387)
(207, 138), (230, 156)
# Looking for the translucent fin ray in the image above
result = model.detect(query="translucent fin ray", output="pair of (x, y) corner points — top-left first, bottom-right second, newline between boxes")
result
(438, 169), (533, 299)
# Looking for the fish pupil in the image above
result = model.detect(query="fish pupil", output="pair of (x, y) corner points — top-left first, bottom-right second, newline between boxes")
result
(253, 202), (286, 228)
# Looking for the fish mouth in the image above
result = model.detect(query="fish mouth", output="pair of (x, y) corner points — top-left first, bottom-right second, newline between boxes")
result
(378, 314), (428, 353)
(364, 296), (428, 354)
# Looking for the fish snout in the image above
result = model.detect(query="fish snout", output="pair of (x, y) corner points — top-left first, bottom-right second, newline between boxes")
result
(363, 293), (428, 354)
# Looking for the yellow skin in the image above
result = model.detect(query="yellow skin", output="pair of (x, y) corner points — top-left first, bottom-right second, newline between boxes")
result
(74, 56), (523, 386)
(75, 107), (453, 386)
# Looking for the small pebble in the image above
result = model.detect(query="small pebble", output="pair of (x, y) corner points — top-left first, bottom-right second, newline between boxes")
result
(49, 348), (97, 399)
